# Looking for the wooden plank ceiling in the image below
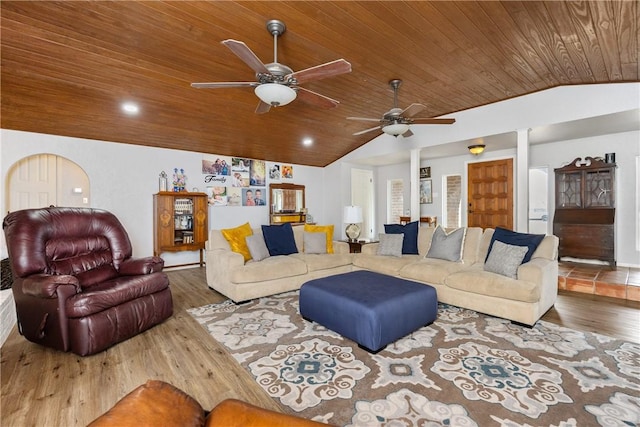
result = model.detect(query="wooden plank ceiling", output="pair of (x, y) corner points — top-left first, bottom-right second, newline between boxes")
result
(1, 1), (637, 167)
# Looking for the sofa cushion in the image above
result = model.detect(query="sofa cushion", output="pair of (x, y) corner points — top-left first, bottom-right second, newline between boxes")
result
(445, 266), (541, 303)
(303, 224), (334, 254)
(353, 254), (420, 276)
(245, 234), (270, 262)
(303, 232), (327, 254)
(221, 222), (253, 262)
(261, 223), (298, 256)
(377, 233), (404, 257)
(384, 221), (419, 254)
(291, 253), (353, 272)
(399, 257), (469, 285)
(487, 227), (544, 264)
(484, 240), (528, 279)
(426, 226), (466, 262)
(230, 256), (307, 283)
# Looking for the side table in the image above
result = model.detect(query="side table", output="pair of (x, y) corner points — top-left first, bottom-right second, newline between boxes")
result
(343, 240), (375, 254)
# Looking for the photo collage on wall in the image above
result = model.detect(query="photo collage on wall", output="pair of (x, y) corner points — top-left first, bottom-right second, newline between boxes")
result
(203, 155), (267, 207)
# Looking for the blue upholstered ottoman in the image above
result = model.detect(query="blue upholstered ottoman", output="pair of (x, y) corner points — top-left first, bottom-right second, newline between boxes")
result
(299, 270), (437, 353)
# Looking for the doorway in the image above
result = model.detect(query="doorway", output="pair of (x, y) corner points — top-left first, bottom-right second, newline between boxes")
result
(528, 166), (549, 234)
(351, 168), (374, 241)
(6, 154), (90, 212)
(467, 158), (514, 229)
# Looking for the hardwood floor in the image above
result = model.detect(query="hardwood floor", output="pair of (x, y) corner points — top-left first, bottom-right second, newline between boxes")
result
(1, 267), (639, 426)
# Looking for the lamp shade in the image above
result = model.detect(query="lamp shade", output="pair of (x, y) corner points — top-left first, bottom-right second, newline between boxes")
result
(382, 122), (410, 136)
(254, 83), (297, 107)
(343, 206), (363, 223)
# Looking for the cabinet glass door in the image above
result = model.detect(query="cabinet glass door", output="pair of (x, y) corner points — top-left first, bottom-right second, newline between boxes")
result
(556, 172), (581, 208)
(584, 170), (613, 208)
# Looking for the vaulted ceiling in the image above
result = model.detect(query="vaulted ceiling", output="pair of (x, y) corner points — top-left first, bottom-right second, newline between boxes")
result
(1, 1), (637, 167)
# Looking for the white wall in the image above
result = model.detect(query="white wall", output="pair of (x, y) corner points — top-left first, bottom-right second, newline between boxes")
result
(531, 131), (640, 267)
(0, 130), (324, 265)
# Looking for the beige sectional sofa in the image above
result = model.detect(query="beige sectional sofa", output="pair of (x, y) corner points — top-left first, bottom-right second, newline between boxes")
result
(353, 227), (559, 326)
(205, 224), (558, 326)
(205, 225), (352, 303)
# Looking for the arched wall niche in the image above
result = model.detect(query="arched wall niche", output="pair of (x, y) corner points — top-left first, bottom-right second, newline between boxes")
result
(5, 153), (90, 212)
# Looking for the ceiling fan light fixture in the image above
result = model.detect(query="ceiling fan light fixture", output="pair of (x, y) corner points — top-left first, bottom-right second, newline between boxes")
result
(254, 83), (296, 107)
(382, 122), (410, 136)
(468, 144), (486, 155)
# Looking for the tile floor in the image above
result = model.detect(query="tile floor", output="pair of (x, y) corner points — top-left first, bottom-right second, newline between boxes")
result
(558, 261), (640, 302)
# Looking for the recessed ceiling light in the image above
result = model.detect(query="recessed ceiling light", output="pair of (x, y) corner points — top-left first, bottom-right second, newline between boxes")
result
(302, 138), (313, 146)
(121, 102), (140, 115)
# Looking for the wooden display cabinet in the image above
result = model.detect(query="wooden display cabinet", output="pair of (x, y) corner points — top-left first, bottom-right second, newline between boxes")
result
(553, 157), (616, 266)
(153, 191), (208, 267)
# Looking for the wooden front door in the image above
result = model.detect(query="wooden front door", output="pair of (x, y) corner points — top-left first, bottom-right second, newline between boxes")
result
(467, 158), (514, 230)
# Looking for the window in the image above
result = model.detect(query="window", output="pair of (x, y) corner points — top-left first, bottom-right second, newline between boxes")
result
(443, 175), (462, 228)
(388, 179), (404, 224)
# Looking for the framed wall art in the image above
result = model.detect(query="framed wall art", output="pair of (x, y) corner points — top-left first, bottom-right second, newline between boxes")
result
(420, 179), (432, 204)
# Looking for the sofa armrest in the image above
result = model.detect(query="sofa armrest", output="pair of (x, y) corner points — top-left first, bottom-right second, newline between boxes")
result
(205, 248), (244, 297)
(518, 257), (559, 315)
(88, 380), (205, 427)
(119, 257), (165, 275)
(332, 241), (350, 254)
(518, 258), (556, 284)
(22, 274), (80, 298)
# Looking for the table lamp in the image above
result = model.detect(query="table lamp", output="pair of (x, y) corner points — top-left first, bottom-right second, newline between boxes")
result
(344, 206), (363, 242)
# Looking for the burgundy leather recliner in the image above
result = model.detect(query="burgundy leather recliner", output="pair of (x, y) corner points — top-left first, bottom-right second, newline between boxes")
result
(3, 207), (173, 356)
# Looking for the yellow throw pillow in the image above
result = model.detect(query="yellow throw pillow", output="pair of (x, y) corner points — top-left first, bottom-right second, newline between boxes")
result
(221, 222), (253, 262)
(303, 224), (334, 254)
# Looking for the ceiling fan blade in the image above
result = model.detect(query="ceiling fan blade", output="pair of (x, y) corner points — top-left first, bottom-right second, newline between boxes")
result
(287, 59), (352, 85)
(402, 103), (427, 118)
(296, 87), (339, 109)
(221, 39), (269, 74)
(191, 82), (257, 89)
(346, 116), (381, 122)
(411, 118), (456, 124)
(353, 126), (382, 136)
(255, 100), (271, 114)
(402, 129), (414, 138)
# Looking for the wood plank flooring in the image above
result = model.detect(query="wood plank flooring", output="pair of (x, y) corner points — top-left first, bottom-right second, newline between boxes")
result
(2, 267), (639, 427)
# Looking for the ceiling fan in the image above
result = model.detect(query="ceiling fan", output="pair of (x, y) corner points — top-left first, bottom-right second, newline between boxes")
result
(191, 19), (351, 114)
(347, 79), (455, 137)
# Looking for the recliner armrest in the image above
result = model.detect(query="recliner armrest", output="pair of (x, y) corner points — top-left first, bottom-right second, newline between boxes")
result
(22, 274), (80, 298)
(119, 256), (165, 275)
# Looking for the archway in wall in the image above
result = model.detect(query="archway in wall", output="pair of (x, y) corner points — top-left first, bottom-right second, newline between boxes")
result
(5, 153), (90, 212)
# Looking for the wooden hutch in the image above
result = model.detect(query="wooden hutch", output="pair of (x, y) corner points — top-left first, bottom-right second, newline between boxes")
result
(553, 157), (616, 266)
(153, 191), (208, 266)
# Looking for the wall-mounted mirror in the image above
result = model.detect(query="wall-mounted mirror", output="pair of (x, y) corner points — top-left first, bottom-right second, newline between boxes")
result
(269, 183), (306, 224)
(270, 183), (305, 213)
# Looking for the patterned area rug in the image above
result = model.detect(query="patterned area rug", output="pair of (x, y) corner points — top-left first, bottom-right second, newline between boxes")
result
(188, 291), (640, 426)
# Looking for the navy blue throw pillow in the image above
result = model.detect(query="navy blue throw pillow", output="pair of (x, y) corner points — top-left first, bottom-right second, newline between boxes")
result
(261, 223), (298, 256)
(486, 227), (545, 264)
(384, 221), (419, 255)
